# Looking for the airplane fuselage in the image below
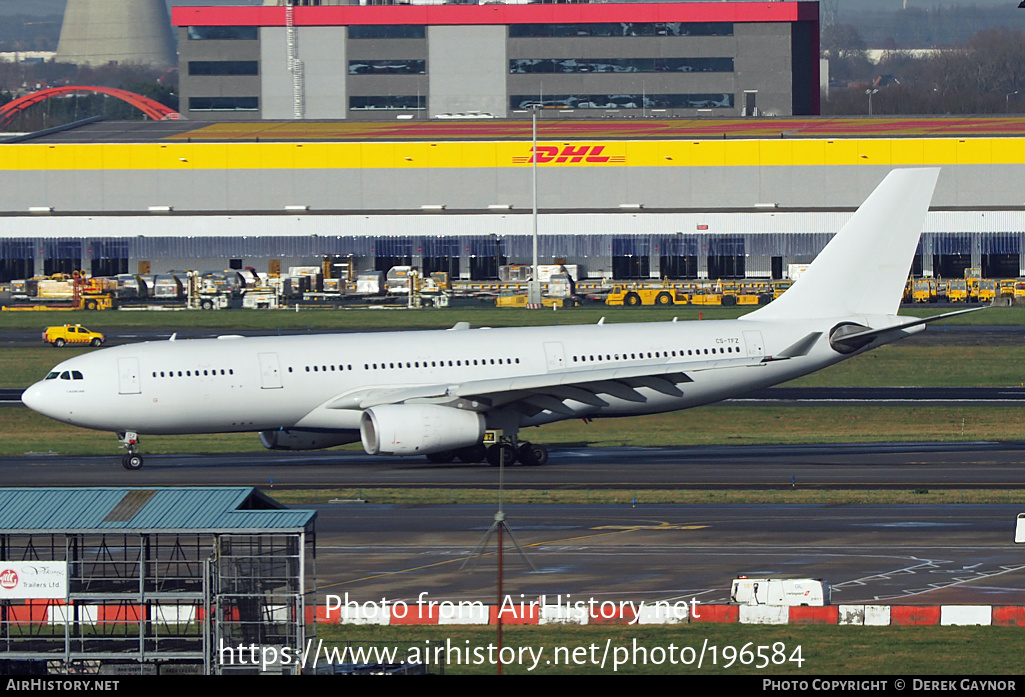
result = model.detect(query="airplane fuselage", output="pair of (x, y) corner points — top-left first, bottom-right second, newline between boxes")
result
(22, 317), (866, 438)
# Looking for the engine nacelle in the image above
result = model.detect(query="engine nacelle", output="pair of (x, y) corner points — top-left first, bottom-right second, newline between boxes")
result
(259, 428), (360, 451)
(360, 404), (485, 456)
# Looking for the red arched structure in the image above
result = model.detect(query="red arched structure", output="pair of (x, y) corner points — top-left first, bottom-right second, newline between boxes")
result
(0, 86), (181, 129)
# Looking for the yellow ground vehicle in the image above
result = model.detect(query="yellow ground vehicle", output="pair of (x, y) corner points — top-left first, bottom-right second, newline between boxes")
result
(74, 274), (117, 310)
(688, 291), (730, 306)
(77, 293), (116, 310)
(964, 267), (982, 302)
(772, 281), (792, 299)
(999, 279), (1017, 298)
(722, 281), (771, 305)
(1015, 282), (1025, 302)
(495, 292), (573, 308)
(42, 324), (105, 347)
(911, 278), (937, 303)
(977, 278), (997, 303)
(605, 285), (690, 306)
(429, 271), (450, 291)
(946, 278), (968, 302)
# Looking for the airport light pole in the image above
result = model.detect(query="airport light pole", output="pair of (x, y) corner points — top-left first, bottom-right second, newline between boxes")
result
(527, 103), (542, 307)
(865, 88), (878, 116)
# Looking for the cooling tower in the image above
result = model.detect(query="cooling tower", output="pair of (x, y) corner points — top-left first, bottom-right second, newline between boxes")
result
(56, 0), (177, 68)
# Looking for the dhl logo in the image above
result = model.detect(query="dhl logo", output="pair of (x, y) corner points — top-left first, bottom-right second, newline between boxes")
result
(513, 145), (625, 164)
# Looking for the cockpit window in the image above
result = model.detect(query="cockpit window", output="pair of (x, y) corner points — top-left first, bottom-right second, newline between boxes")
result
(72, 371), (83, 380)
(59, 371), (71, 380)
(45, 372), (59, 380)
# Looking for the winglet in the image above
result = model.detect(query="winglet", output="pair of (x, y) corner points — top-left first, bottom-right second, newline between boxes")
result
(743, 168), (940, 321)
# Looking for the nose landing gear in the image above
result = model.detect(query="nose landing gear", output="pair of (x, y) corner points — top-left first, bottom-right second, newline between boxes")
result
(118, 431), (144, 470)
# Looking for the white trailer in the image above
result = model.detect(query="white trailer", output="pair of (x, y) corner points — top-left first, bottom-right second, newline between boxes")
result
(730, 577), (830, 606)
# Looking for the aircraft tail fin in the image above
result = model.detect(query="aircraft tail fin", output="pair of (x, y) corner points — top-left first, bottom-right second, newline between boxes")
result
(744, 168), (940, 321)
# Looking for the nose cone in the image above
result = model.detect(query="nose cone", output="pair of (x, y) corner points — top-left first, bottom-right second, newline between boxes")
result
(21, 382), (51, 418)
(21, 383), (41, 410)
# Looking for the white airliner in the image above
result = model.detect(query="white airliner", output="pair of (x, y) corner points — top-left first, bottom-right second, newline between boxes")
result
(23, 168), (964, 470)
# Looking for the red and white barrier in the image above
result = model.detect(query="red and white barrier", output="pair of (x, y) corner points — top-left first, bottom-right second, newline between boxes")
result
(6, 600), (1024, 627)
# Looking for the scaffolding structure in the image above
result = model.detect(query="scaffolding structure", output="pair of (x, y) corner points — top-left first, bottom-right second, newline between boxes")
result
(0, 488), (315, 676)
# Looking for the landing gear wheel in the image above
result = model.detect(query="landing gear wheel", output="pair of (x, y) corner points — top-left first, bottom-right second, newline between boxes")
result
(486, 442), (516, 467)
(122, 454), (144, 470)
(519, 443), (549, 466)
(456, 444), (487, 464)
(426, 450), (456, 464)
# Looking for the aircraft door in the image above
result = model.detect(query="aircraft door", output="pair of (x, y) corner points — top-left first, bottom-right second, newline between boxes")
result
(258, 352), (283, 389)
(743, 331), (765, 358)
(117, 358), (140, 395)
(543, 342), (566, 372)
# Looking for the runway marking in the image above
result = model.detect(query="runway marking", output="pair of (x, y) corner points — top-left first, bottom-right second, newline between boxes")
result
(319, 521), (702, 591)
(833, 560), (945, 589)
(830, 557), (1025, 603)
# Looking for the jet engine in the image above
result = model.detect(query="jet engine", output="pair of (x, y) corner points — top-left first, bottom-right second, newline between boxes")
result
(259, 428), (360, 451)
(360, 404), (485, 456)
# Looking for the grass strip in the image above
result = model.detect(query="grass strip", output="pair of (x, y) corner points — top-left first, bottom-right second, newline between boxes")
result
(311, 624), (1024, 675)
(0, 303), (1020, 332)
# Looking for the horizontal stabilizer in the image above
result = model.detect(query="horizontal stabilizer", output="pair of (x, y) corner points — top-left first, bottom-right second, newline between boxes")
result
(830, 307), (987, 351)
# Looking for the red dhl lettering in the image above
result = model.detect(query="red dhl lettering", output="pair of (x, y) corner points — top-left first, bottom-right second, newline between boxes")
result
(515, 145), (620, 164)
(556, 145), (592, 163)
(532, 146), (560, 163)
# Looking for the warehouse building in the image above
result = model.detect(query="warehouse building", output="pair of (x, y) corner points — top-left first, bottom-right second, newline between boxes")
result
(0, 117), (1023, 284)
(172, 1), (820, 121)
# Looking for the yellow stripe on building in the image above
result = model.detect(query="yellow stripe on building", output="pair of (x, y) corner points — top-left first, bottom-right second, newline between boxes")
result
(1, 138), (1024, 171)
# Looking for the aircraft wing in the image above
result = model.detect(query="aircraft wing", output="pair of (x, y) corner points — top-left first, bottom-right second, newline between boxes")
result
(317, 353), (768, 419)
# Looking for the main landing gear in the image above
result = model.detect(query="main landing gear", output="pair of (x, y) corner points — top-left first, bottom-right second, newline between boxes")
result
(118, 431), (144, 470)
(423, 439), (549, 466)
(485, 439), (548, 467)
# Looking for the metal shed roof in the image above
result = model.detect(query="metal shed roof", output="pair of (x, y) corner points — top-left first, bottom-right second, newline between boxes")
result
(0, 487), (315, 534)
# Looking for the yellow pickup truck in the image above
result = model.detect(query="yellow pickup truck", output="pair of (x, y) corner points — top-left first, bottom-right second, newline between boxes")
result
(42, 324), (105, 348)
